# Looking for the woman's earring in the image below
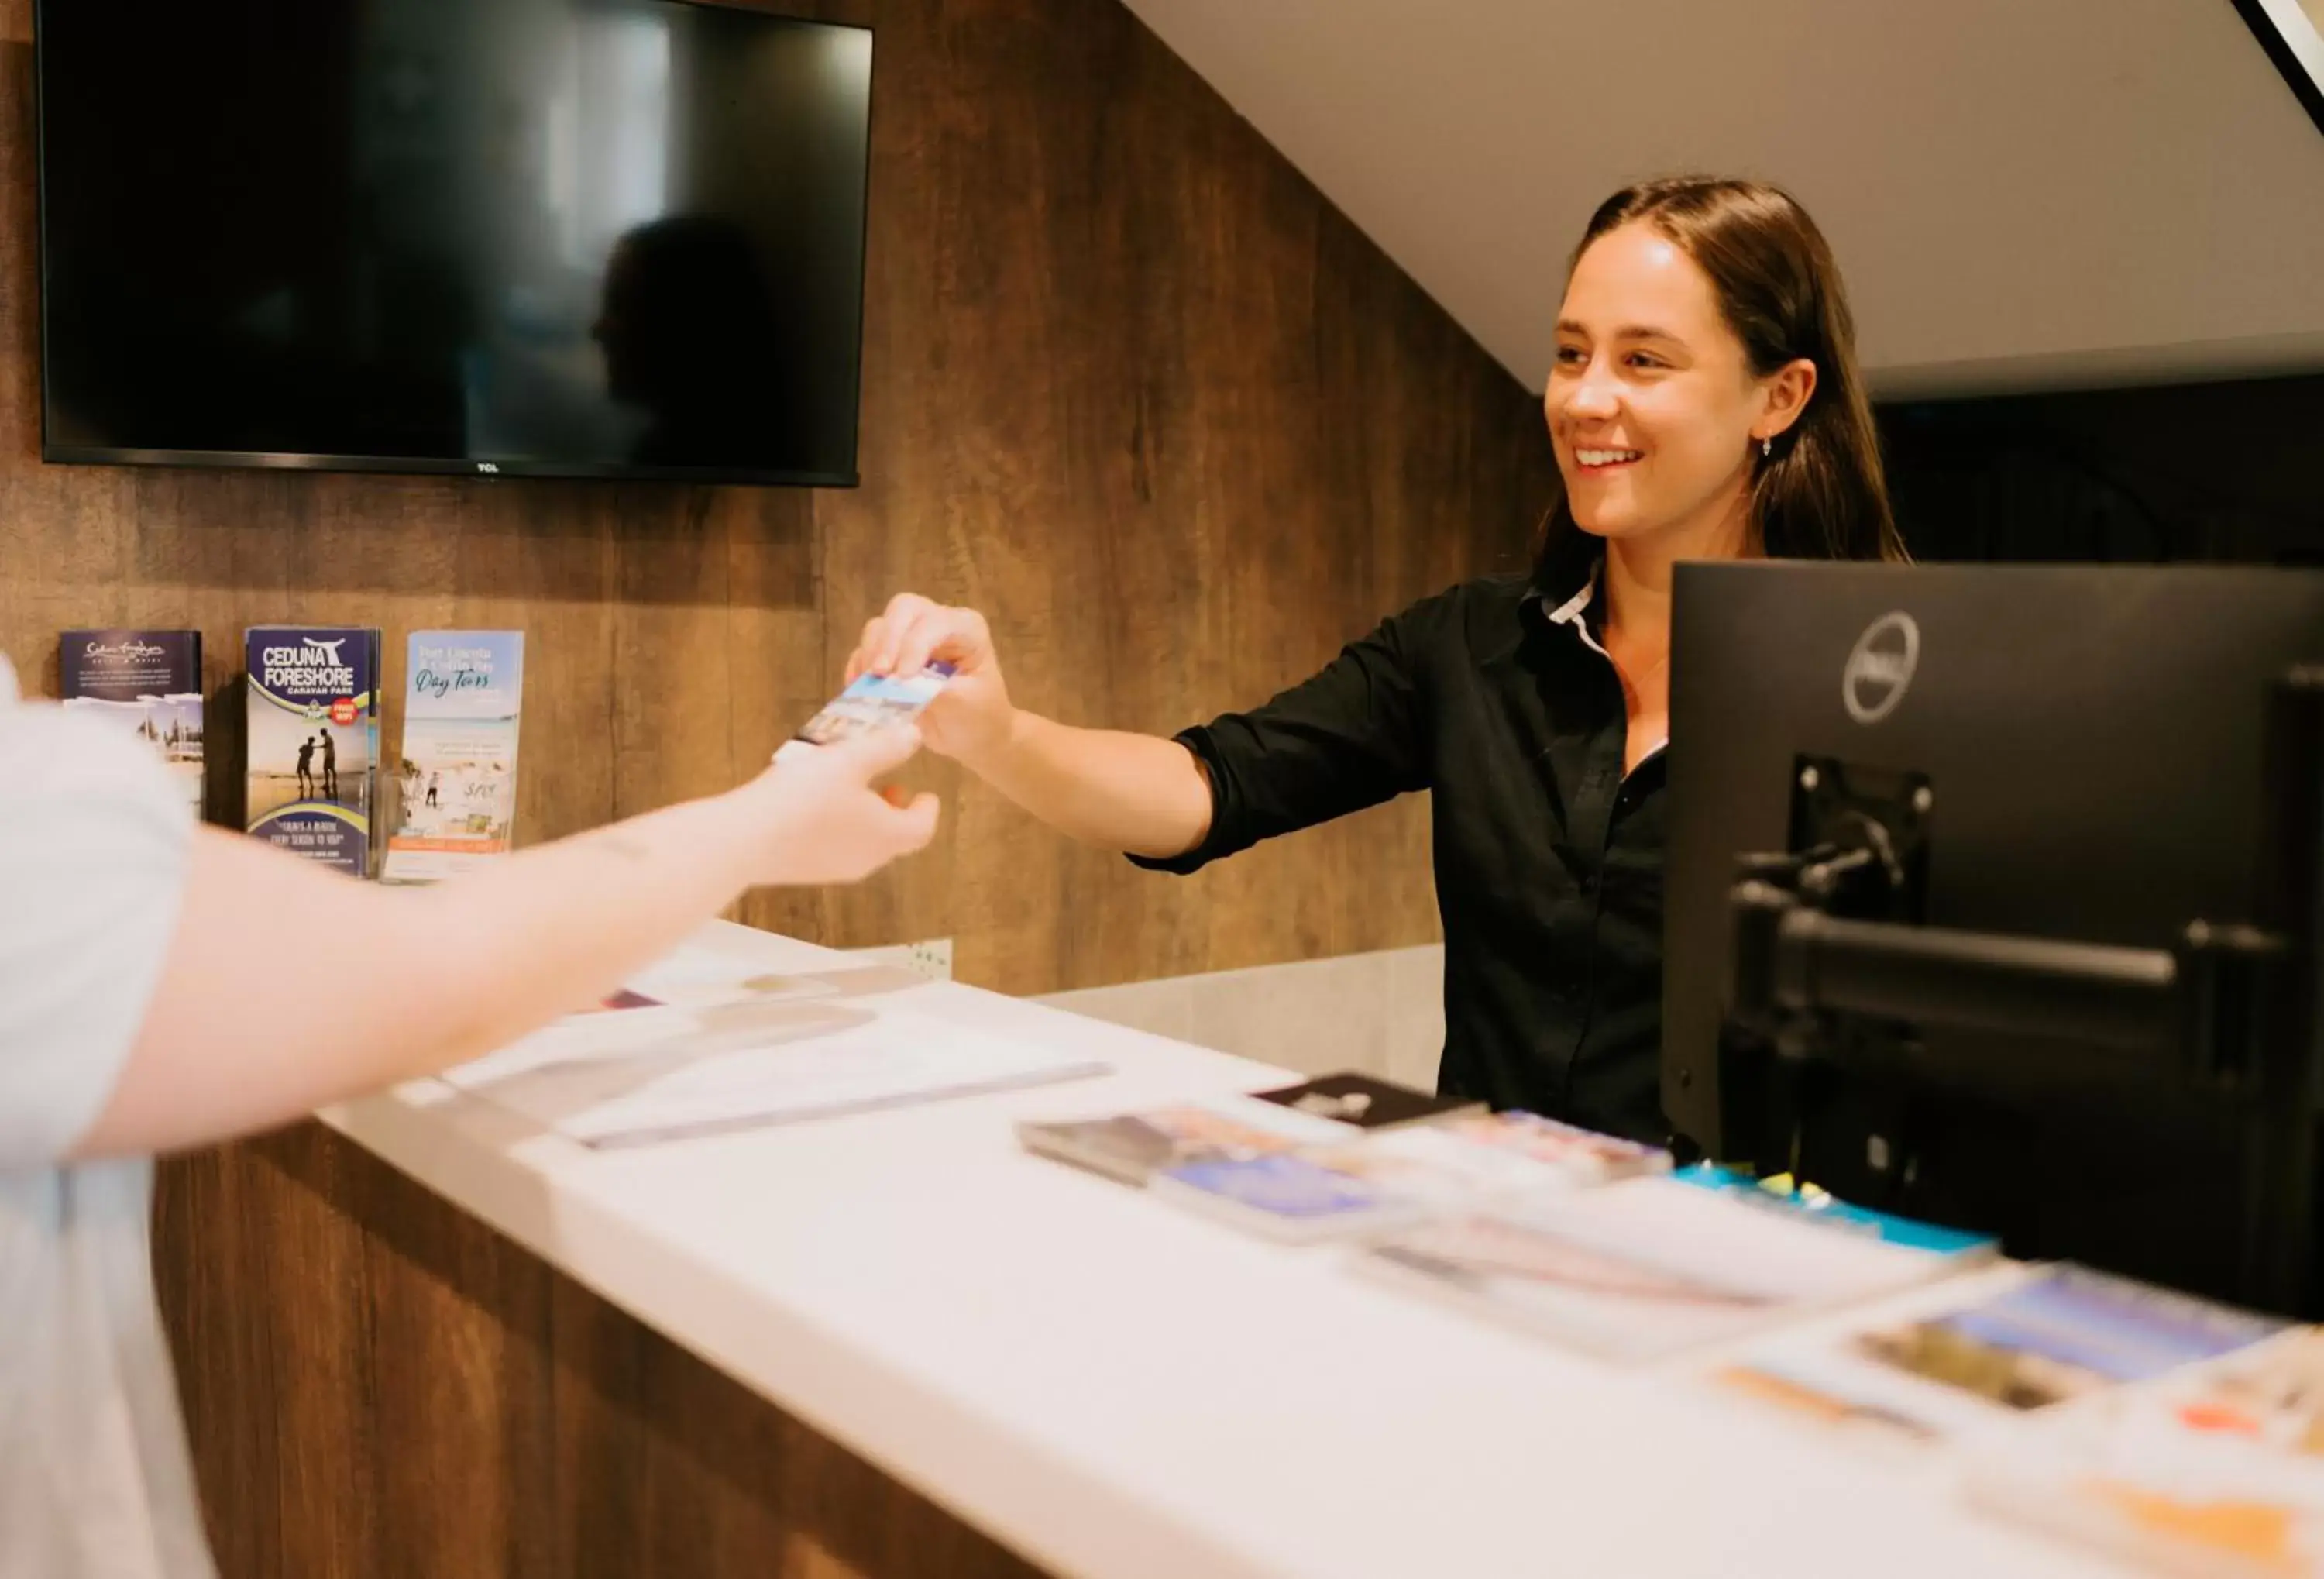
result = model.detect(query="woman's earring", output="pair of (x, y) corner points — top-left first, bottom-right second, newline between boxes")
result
(1760, 435), (1773, 459)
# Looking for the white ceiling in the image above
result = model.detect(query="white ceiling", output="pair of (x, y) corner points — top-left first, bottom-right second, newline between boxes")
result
(1117, 0), (2324, 397)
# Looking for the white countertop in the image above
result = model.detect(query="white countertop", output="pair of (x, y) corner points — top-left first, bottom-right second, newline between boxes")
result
(321, 920), (2123, 1579)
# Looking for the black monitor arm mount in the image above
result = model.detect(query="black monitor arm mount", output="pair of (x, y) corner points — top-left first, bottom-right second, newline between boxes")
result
(1722, 669), (2324, 1313)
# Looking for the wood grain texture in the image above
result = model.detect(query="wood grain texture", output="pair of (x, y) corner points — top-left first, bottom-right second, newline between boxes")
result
(154, 1130), (1050, 1579)
(0, 0), (1553, 996)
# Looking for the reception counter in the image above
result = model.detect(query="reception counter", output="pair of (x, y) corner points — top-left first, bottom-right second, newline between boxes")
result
(153, 922), (2123, 1579)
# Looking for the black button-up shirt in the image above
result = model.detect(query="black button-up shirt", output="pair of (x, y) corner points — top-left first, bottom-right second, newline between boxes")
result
(1133, 550), (1670, 1143)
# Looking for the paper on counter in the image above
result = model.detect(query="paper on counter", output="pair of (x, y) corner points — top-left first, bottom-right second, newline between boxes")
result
(444, 955), (1106, 1147)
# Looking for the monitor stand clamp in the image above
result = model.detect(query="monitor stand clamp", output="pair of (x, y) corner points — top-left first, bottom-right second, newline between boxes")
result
(1720, 669), (2324, 1312)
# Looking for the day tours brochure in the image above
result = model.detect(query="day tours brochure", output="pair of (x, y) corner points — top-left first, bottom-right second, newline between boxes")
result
(382, 630), (524, 883)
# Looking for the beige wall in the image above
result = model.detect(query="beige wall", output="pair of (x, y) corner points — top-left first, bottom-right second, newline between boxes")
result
(1120, 0), (2324, 397)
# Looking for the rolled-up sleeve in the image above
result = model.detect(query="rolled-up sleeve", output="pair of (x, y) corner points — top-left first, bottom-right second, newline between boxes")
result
(1130, 592), (1442, 876)
(0, 697), (194, 1170)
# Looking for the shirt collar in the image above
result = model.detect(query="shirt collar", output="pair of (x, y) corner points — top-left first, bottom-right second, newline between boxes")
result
(1533, 546), (1669, 767)
(1537, 554), (1611, 661)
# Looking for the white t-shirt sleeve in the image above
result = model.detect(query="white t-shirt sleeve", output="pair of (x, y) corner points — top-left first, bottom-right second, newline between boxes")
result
(0, 667), (194, 1170)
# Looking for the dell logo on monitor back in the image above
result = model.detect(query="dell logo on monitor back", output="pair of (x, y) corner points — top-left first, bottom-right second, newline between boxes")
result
(476, 462), (500, 475)
(1843, 611), (1920, 724)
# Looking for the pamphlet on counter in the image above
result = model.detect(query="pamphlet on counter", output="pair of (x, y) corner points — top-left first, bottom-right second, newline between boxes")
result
(443, 941), (1106, 1147)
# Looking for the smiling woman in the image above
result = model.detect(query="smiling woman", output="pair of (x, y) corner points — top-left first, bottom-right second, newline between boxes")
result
(1537, 177), (1908, 774)
(847, 176), (1903, 1142)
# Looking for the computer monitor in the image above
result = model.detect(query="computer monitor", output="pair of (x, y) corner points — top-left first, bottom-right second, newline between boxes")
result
(1662, 562), (2324, 1312)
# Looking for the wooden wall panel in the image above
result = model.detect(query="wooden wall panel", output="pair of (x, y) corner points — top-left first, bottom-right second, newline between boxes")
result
(0, 0), (1556, 997)
(12, 1), (1557, 1570)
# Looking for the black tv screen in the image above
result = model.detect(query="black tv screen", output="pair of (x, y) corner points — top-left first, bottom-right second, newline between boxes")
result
(36, 0), (872, 486)
(2232, 0), (2324, 139)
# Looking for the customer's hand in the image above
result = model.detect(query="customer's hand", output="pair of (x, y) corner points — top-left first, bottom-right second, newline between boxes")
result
(847, 593), (1015, 766)
(739, 725), (940, 886)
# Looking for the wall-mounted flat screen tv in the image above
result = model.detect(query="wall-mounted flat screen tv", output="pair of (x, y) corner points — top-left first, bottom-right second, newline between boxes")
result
(36, 0), (873, 486)
(2233, 0), (2324, 140)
